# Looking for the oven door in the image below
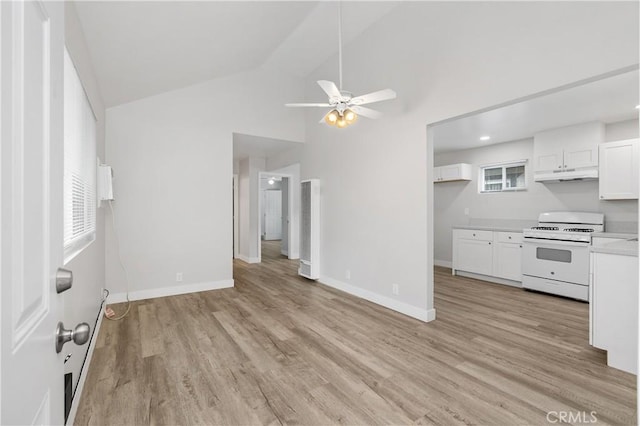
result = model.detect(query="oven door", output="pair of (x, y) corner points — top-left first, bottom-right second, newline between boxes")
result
(522, 238), (590, 285)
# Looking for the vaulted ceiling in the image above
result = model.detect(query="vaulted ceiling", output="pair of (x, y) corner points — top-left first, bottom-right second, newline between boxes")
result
(73, 1), (399, 107)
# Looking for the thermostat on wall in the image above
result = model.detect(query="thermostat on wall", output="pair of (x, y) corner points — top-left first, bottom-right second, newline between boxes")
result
(98, 164), (114, 203)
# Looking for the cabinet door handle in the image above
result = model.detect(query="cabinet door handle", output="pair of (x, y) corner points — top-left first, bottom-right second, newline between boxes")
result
(508, 236), (512, 239)
(519, 245), (522, 248)
(473, 233), (476, 236)
(488, 242), (492, 245)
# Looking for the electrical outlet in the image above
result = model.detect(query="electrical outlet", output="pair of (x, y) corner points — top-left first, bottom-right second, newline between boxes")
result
(464, 207), (470, 216)
(176, 272), (183, 282)
(345, 269), (351, 280)
(392, 283), (399, 295)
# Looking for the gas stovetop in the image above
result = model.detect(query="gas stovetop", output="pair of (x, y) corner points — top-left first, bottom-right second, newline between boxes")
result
(523, 212), (604, 243)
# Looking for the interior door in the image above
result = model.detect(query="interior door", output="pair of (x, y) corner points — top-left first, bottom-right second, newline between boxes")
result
(1, 1), (65, 424)
(263, 190), (282, 241)
(280, 178), (289, 256)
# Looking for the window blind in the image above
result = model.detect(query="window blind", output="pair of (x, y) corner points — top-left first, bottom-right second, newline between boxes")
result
(63, 48), (96, 263)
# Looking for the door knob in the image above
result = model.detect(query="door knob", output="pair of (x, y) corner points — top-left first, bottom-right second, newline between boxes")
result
(55, 322), (90, 353)
(56, 268), (73, 294)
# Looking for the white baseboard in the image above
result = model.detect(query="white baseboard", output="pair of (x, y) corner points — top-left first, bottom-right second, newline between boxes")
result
(434, 259), (452, 268)
(237, 254), (260, 264)
(66, 304), (105, 426)
(108, 279), (234, 303)
(319, 275), (436, 323)
(455, 270), (522, 288)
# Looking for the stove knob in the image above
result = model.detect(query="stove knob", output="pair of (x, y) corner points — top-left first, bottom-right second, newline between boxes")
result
(550, 271), (555, 275)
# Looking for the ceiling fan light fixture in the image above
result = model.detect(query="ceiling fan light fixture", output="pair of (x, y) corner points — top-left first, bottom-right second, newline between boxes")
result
(336, 117), (348, 128)
(344, 109), (357, 123)
(325, 109), (339, 125)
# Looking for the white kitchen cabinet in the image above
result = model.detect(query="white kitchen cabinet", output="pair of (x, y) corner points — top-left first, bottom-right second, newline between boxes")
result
(434, 163), (472, 183)
(493, 232), (523, 281)
(453, 229), (493, 276)
(453, 229), (524, 285)
(590, 250), (638, 374)
(533, 122), (603, 180)
(599, 138), (639, 200)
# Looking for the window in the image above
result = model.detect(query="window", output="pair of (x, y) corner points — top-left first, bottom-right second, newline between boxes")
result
(63, 48), (97, 264)
(480, 161), (526, 193)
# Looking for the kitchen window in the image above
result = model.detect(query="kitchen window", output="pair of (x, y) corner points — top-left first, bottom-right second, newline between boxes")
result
(480, 160), (527, 193)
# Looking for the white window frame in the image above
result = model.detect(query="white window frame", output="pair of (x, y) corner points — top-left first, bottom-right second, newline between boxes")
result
(479, 160), (527, 193)
(63, 48), (97, 264)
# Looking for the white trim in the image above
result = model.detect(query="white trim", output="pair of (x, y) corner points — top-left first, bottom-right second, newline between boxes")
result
(319, 275), (436, 323)
(65, 304), (105, 426)
(233, 174), (239, 259)
(478, 158), (528, 168)
(108, 279), (234, 303)
(434, 259), (452, 268)
(236, 254), (260, 264)
(454, 270), (522, 288)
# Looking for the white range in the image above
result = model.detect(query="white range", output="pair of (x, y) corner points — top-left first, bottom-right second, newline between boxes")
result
(522, 211), (604, 301)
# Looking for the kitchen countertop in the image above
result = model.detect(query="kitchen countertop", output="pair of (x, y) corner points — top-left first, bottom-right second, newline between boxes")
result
(591, 239), (638, 257)
(453, 225), (525, 233)
(592, 232), (638, 239)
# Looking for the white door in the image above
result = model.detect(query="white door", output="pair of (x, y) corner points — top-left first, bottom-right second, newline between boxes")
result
(455, 239), (493, 276)
(1, 1), (66, 424)
(495, 242), (522, 281)
(439, 164), (461, 181)
(263, 190), (282, 241)
(599, 139), (639, 200)
(280, 178), (289, 256)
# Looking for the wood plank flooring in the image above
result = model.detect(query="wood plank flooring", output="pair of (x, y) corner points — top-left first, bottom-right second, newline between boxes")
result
(75, 240), (636, 425)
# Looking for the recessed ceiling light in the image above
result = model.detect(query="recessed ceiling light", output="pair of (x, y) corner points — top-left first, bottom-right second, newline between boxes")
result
(479, 136), (491, 141)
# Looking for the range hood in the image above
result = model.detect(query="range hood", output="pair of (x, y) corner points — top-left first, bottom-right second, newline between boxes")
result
(534, 168), (598, 182)
(533, 122), (603, 183)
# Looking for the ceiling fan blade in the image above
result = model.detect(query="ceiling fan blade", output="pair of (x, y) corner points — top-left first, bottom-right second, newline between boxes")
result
(317, 80), (341, 99)
(285, 103), (332, 107)
(351, 105), (383, 120)
(350, 88), (396, 105)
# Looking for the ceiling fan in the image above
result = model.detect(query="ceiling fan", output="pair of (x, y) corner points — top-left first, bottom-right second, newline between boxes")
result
(285, 3), (396, 128)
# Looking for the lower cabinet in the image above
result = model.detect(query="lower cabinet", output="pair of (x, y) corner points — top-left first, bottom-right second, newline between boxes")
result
(493, 232), (523, 281)
(590, 251), (638, 374)
(455, 238), (493, 276)
(453, 229), (522, 285)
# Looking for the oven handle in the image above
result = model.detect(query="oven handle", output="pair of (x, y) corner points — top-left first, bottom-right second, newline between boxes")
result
(522, 238), (591, 247)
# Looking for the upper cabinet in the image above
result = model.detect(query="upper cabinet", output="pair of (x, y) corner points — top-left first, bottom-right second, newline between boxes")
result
(599, 138), (639, 200)
(533, 122), (604, 182)
(434, 163), (472, 183)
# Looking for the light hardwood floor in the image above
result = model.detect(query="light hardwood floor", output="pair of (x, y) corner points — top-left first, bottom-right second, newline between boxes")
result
(75, 240), (636, 425)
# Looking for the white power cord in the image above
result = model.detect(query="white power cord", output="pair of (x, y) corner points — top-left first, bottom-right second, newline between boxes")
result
(105, 200), (131, 321)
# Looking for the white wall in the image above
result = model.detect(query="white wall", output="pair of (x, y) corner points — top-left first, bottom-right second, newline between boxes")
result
(105, 68), (305, 299)
(434, 119), (639, 264)
(63, 2), (106, 394)
(238, 157), (265, 262)
(267, 1), (638, 321)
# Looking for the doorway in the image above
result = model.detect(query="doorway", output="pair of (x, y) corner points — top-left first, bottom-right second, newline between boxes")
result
(258, 172), (294, 263)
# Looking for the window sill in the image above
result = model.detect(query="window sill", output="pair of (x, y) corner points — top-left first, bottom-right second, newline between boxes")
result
(64, 233), (96, 265)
